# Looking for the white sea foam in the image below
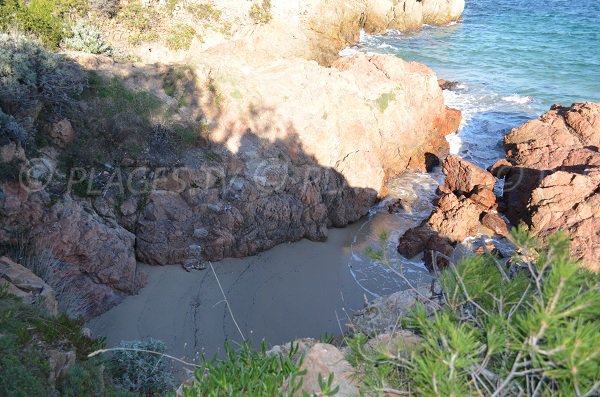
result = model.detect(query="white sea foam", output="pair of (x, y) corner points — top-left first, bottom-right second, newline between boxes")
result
(502, 94), (533, 104)
(339, 47), (359, 57)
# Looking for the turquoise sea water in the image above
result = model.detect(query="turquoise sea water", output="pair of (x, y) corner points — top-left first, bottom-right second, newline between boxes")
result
(358, 0), (600, 167)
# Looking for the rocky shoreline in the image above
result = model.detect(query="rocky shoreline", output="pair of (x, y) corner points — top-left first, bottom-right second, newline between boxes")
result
(396, 101), (600, 273)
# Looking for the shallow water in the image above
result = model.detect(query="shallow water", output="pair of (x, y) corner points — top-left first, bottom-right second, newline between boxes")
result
(89, 0), (600, 360)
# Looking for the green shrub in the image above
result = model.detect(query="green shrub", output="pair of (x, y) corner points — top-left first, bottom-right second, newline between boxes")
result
(0, 293), (117, 397)
(349, 229), (600, 396)
(60, 360), (139, 397)
(0, 0), (87, 48)
(165, 24), (197, 51)
(0, 108), (27, 144)
(0, 33), (86, 122)
(249, 0), (272, 24)
(0, 337), (49, 397)
(117, 2), (156, 33)
(109, 339), (174, 396)
(65, 21), (112, 55)
(181, 341), (306, 397)
(186, 3), (222, 22)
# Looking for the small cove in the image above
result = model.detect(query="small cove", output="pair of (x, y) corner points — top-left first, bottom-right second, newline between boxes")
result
(89, 0), (600, 361)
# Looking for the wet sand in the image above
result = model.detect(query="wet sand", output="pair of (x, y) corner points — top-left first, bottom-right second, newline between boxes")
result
(88, 172), (438, 363)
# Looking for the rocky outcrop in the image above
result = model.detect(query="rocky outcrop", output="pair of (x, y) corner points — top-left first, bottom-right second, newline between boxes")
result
(128, 53), (460, 265)
(31, 198), (146, 317)
(299, 343), (359, 397)
(181, 0), (465, 67)
(499, 103), (600, 271)
(398, 156), (510, 270)
(0, 256), (59, 316)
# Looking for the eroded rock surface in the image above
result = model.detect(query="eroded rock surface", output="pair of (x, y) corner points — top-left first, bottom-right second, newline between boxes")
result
(398, 156), (508, 270)
(501, 102), (600, 270)
(0, 256), (58, 316)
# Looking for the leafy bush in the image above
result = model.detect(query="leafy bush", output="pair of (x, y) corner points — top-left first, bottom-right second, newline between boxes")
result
(186, 3), (222, 22)
(165, 24), (197, 51)
(0, 292), (122, 397)
(349, 229), (600, 396)
(60, 360), (139, 397)
(181, 341), (306, 397)
(0, 108), (27, 144)
(65, 21), (112, 55)
(0, 0), (87, 48)
(109, 339), (174, 396)
(0, 337), (48, 397)
(0, 33), (86, 120)
(117, 2), (157, 33)
(249, 0), (272, 24)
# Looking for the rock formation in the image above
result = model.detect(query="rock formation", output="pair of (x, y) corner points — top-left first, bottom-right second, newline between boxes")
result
(500, 102), (600, 271)
(398, 156), (509, 271)
(0, 256), (59, 316)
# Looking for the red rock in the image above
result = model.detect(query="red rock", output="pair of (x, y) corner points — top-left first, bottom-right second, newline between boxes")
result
(423, 234), (454, 272)
(500, 102), (600, 271)
(32, 197), (146, 318)
(468, 185), (497, 210)
(427, 193), (484, 242)
(442, 155), (496, 194)
(481, 212), (510, 238)
(46, 119), (75, 148)
(438, 79), (459, 90)
(488, 158), (513, 177)
(398, 225), (433, 259)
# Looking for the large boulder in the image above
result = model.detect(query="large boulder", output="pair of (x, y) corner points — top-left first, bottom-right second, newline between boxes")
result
(32, 198), (146, 317)
(0, 256), (58, 316)
(427, 193), (484, 242)
(442, 155), (496, 195)
(299, 343), (359, 397)
(500, 102), (600, 270)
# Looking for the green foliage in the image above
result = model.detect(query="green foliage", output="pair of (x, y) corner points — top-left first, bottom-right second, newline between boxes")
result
(86, 72), (162, 117)
(0, 0), (87, 48)
(0, 108), (27, 144)
(249, 0), (272, 24)
(109, 339), (174, 396)
(0, 33), (86, 128)
(165, 0), (180, 15)
(349, 229), (600, 396)
(186, 2), (222, 22)
(165, 24), (198, 51)
(317, 373), (340, 396)
(60, 359), (139, 397)
(0, 336), (49, 397)
(117, 2), (160, 45)
(65, 21), (112, 54)
(0, 293), (125, 397)
(375, 92), (395, 113)
(181, 341), (306, 397)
